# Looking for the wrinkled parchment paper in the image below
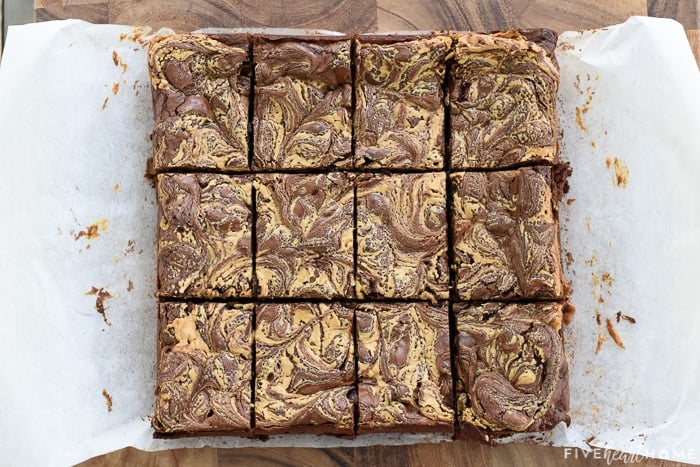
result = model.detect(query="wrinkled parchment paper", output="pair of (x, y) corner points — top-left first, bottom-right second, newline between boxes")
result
(0, 16), (698, 466)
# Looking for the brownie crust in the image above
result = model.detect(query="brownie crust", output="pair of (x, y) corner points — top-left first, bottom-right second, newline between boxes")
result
(157, 173), (253, 298)
(356, 302), (453, 433)
(153, 302), (253, 435)
(149, 34), (251, 172)
(451, 167), (565, 300)
(255, 173), (354, 298)
(356, 173), (449, 301)
(255, 303), (355, 435)
(355, 36), (451, 169)
(453, 302), (570, 443)
(253, 39), (352, 170)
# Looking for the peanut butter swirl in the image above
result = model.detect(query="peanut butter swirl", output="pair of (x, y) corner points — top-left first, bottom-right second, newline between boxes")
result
(157, 173), (253, 298)
(356, 173), (449, 301)
(255, 303), (355, 434)
(451, 167), (565, 300)
(454, 302), (570, 442)
(356, 302), (453, 433)
(149, 34), (250, 172)
(449, 31), (559, 169)
(355, 36), (451, 169)
(153, 302), (253, 434)
(255, 173), (354, 298)
(253, 40), (352, 169)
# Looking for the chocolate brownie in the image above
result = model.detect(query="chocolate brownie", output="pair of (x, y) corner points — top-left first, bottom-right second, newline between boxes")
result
(356, 172), (449, 301)
(157, 173), (253, 298)
(449, 30), (559, 169)
(153, 302), (253, 435)
(356, 302), (453, 433)
(355, 35), (451, 169)
(255, 303), (355, 435)
(149, 34), (251, 172)
(253, 38), (352, 169)
(451, 167), (565, 300)
(453, 302), (570, 443)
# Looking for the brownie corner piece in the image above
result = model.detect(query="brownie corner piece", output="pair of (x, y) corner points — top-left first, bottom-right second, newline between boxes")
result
(450, 167), (565, 300)
(253, 38), (352, 170)
(254, 302), (355, 435)
(453, 302), (570, 443)
(356, 172), (449, 301)
(449, 30), (559, 169)
(153, 302), (253, 435)
(255, 172), (354, 299)
(356, 302), (453, 434)
(148, 34), (251, 173)
(156, 173), (253, 299)
(354, 35), (451, 170)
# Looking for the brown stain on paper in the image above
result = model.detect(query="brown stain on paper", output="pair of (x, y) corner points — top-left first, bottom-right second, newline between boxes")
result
(606, 318), (626, 349)
(74, 218), (108, 241)
(102, 389), (113, 412)
(606, 157), (629, 188)
(85, 286), (113, 326)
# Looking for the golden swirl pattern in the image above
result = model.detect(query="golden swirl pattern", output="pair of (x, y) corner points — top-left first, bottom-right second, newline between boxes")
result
(454, 302), (569, 442)
(355, 36), (451, 169)
(153, 302), (253, 434)
(356, 173), (449, 301)
(157, 173), (253, 298)
(451, 167), (565, 300)
(149, 34), (250, 172)
(255, 303), (355, 434)
(253, 40), (352, 169)
(356, 302), (453, 433)
(255, 173), (354, 298)
(449, 31), (559, 169)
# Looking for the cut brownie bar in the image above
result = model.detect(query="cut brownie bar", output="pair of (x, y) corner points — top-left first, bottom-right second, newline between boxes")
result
(356, 302), (453, 433)
(451, 167), (565, 300)
(153, 302), (253, 435)
(253, 38), (352, 170)
(255, 172), (354, 298)
(356, 173), (449, 301)
(354, 35), (451, 169)
(449, 30), (559, 169)
(255, 303), (355, 435)
(453, 302), (570, 443)
(149, 34), (251, 172)
(157, 173), (253, 298)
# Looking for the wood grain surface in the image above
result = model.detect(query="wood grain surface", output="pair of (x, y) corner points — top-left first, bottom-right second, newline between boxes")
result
(21, 0), (699, 465)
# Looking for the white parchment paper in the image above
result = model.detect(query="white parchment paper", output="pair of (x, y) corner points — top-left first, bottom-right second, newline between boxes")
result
(0, 16), (698, 466)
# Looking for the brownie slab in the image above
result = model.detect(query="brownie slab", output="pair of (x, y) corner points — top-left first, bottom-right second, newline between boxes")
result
(451, 167), (565, 300)
(157, 173), (253, 298)
(449, 30), (559, 169)
(453, 302), (569, 443)
(255, 303), (355, 435)
(356, 173), (449, 301)
(356, 302), (453, 433)
(149, 34), (250, 172)
(355, 35), (451, 169)
(253, 39), (352, 170)
(153, 302), (253, 435)
(255, 172), (354, 298)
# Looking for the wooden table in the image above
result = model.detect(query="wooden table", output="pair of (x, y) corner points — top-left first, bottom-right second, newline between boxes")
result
(1, 0), (698, 465)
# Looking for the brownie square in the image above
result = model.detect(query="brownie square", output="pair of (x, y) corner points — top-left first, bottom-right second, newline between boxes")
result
(253, 39), (352, 170)
(356, 173), (449, 301)
(255, 303), (355, 435)
(449, 30), (559, 169)
(153, 302), (253, 435)
(157, 173), (253, 298)
(255, 173), (354, 298)
(451, 167), (565, 300)
(354, 35), (451, 169)
(149, 34), (251, 172)
(356, 302), (453, 433)
(453, 302), (570, 443)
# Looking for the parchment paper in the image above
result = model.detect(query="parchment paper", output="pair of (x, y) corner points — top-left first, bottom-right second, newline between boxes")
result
(0, 16), (698, 466)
